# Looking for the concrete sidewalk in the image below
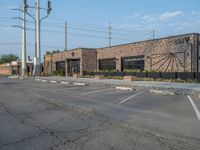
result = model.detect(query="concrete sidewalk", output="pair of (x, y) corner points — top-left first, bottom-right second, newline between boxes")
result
(33, 76), (200, 93)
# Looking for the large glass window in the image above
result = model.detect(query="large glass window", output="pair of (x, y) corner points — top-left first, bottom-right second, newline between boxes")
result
(67, 59), (80, 74)
(122, 56), (144, 71)
(56, 61), (65, 72)
(99, 58), (116, 71)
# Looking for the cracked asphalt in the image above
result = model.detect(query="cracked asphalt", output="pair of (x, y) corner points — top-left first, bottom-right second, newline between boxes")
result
(0, 77), (200, 150)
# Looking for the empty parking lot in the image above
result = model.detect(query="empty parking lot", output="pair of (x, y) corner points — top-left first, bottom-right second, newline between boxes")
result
(0, 77), (200, 150)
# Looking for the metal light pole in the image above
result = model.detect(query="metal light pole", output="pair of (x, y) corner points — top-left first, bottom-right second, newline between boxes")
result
(21, 0), (28, 77)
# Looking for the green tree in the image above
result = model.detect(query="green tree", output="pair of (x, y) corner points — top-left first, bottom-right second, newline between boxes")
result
(46, 51), (51, 55)
(0, 54), (18, 64)
(52, 50), (60, 54)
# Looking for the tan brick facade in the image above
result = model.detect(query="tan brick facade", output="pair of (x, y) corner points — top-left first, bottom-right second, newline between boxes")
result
(0, 64), (12, 75)
(44, 33), (200, 76)
(44, 48), (97, 76)
(0, 61), (34, 76)
(97, 33), (199, 72)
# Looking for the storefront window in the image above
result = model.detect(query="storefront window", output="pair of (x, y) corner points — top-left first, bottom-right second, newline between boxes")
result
(56, 61), (65, 72)
(122, 56), (144, 71)
(67, 59), (80, 74)
(99, 58), (116, 71)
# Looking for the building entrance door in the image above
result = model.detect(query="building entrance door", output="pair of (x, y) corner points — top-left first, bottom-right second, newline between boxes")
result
(67, 59), (80, 75)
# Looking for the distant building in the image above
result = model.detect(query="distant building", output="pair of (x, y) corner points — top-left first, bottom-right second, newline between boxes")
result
(0, 56), (34, 76)
(44, 33), (200, 76)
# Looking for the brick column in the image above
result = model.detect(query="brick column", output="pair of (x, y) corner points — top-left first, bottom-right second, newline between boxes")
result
(65, 60), (68, 76)
(116, 57), (122, 71)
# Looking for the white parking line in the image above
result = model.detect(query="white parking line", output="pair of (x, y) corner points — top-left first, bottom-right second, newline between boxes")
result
(187, 96), (200, 121)
(118, 91), (143, 105)
(81, 88), (110, 96)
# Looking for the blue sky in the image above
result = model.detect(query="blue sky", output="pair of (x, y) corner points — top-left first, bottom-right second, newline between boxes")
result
(0, 0), (200, 59)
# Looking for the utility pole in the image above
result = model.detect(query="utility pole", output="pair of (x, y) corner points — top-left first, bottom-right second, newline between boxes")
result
(65, 21), (67, 50)
(21, 0), (28, 77)
(13, 0), (51, 76)
(33, 0), (52, 76)
(109, 22), (112, 47)
(152, 29), (155, 40)
(34, 0), (41, 76)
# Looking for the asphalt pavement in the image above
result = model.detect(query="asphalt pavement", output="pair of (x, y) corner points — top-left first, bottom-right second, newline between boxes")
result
(0, 77), (200, 150)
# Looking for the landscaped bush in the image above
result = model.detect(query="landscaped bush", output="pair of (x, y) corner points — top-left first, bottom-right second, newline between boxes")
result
(105, 76), (123, 80)
(53, 70), (65, 76)
(82, 75), (94, 78)
(143, 70), (158, 73)
(124, 69), (142, 73)
(99, 69), (119, 73)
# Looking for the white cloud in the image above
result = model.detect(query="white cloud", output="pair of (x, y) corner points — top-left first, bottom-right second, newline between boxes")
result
(114, 10), (200, 39)
(117, 13), (140, 23)
(191, 11), (200, 16)
(159, 11), (183, 21)
(142, 15), (155, 22)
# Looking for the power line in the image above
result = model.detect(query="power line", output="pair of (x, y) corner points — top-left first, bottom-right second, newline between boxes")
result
(12, 25), (131, 41)
(1, 16), (151, 37)
(0, 42), (63, 49)
(0, 43), (21, 45)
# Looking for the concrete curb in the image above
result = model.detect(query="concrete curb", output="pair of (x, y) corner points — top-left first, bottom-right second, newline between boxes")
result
(40, 80), (48, 83)
(35, 79), (41, 82)
(50, 81), (58, 84)
(116, 87), (133, 91)
(74, 82), (86, 86)
(30, 77), (200, 97)
(150, 90), (175, 96)
(60, 81), (69, 85)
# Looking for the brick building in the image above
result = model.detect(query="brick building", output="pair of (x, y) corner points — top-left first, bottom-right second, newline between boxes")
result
(44, 33), (200, 76)
(0, 57), (34, 76)
(44, 48), (97, 76)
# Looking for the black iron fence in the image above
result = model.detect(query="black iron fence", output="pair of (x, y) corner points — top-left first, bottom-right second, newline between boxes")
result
(83, 71), (200, 80)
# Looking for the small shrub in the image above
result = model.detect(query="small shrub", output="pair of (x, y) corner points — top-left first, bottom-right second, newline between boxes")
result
(143, 70), (158, 73)
(53, 70), (65, 76)
(124, 69), (142, 73)
(82, 75), (94, 78)
(105, 76), (123, 80)
(186, 79), (198, 83)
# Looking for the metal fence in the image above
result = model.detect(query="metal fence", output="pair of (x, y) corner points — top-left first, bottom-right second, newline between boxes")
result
(83, 71), (200, 80)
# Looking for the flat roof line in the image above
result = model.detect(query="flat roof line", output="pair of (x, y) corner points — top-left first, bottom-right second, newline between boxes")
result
(97, 32), (199, 49)
(47, 32), (199, 55)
